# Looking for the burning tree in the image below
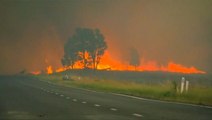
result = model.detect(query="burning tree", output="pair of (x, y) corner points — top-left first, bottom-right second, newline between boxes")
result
(62, 35), (80, 69)
(88, 29), (107, 69)
(62, 28), (107, 69)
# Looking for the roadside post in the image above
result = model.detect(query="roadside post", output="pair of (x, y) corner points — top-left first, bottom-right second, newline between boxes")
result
(185, 80), (189, 93)
(180, 77), (185, 93)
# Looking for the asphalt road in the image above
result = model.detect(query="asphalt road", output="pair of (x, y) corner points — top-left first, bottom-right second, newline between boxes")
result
(0, 75), (211, 120)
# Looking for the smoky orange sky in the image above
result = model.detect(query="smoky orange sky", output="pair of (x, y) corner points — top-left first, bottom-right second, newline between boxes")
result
(0, 0), (211, 75)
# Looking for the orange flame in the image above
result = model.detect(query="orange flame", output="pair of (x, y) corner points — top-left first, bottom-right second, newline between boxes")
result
(55, 67), (66, 73)
(31, 51), (206, 75)
(95, 51), (205, 74)
(46, 65), (53, 74)
(30, 71), (41, 75)
(165, 62), (205, 74)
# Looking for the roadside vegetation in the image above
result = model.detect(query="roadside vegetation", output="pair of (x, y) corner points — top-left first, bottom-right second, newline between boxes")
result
(32, 73), (212, 106)
(30, 27), (212, 106)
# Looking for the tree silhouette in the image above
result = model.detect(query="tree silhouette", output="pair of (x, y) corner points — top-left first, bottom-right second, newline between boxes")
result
(129, 48), (140, 70)
(88, 29), (107, 69)
(62, 35), (80, 69)
(75, 28), (93, 68)
(62, 28), (107, 69)
(61, 55), (70, 68)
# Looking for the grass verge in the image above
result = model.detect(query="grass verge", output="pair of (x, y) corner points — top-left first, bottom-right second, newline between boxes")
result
(32, 74), (212, 106)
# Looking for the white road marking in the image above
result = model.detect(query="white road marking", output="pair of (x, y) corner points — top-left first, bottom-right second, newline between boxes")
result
(133, 113), (143, 117)
(94, 104), (100, 107)
(66, 97), (70, 99)
(60, 94), (64, 97)
(72, 99), (77, 102)
(65, 84), (212, 109)
(82, 101), (87, 104)
(110, 108), (117, 111)
(39, 78), (212, 109)
(111, 93), (212, 109)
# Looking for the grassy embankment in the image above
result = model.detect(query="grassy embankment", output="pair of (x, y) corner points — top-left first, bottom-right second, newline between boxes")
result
(32, 74), (212, 106)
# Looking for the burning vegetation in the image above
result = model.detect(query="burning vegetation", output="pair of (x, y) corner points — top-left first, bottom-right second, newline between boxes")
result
(31, 28), (206, 75)
(96, 51), (205, 74)
(46, 66), (53, 74)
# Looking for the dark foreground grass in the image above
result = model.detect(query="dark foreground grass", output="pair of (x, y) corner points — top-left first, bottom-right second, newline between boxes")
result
(32, 74), (212, 106)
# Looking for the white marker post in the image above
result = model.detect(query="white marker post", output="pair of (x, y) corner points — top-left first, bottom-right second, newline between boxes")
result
(185, 80), (189, 93)
(180, 77), (185, 93)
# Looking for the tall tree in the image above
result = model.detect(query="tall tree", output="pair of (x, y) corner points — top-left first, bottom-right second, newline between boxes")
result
(75, 28), (93, 68)
(62, 28), (107, 70)
(62, 35), (80, 69)
(88, 29), (107, 69)
(129, 48), (140, 70)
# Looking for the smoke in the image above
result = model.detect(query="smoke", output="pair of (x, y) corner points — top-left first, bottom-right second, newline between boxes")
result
(76, 0), (212, 73)
(0, 0), (211, 74)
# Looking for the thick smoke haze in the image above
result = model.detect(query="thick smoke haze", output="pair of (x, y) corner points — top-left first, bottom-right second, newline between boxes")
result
(0, 0), (211, 74)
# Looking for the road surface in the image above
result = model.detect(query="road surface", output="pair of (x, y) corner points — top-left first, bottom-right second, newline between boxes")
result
(0, 75), (211, 120)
